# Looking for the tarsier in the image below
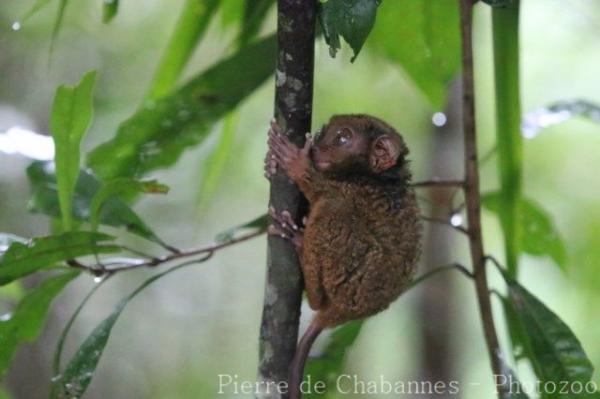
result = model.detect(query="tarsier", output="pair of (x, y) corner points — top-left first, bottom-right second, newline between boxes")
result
(265, 114), (422, 399)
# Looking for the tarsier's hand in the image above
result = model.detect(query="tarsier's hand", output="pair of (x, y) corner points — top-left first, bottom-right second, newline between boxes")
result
(265, 119), (312, 182)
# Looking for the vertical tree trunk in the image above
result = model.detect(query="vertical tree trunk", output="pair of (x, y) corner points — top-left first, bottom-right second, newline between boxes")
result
(257, 0), (316, 396)
(417, 82), (462, 396)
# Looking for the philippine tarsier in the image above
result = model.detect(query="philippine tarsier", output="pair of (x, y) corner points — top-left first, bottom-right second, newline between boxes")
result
(265, 114), (422, 399)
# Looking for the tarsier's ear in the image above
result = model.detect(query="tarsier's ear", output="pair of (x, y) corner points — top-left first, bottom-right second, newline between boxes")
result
(369, 134), (403, 173)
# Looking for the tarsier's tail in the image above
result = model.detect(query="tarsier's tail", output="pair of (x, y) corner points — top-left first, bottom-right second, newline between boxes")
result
(289, 318), (324, 399)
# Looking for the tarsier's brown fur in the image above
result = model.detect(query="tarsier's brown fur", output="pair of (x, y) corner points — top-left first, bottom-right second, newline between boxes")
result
(266, 114), (422, 399)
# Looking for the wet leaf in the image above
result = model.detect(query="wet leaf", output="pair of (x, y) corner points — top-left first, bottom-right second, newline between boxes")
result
(215, 214), (267, 243)
(501, 273), (595, 393)
(90, 178), (168, 232)
(521, 100), (600, 139)
(0, 235), (27, 262)
(0, 232), (118, 286)
(197, 113), (237, 215)
(319, 0), (382, 62)
(368, 0), (461, 108)
(50, 70), (97, 231)
(147, 0), (220, 99)
(27, 161), (167, 246)
(0, 271), (79, 376)
(102, 0), (119, 23)
(483, 193), (567, 270)
(305, 320), (363, 398)
(88, 34), (276, 180)
(53, 260), (195, 398)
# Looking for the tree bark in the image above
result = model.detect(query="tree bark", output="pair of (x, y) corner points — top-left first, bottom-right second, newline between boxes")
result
(417, 82), (462, 397)
(257, 1), (316, 396)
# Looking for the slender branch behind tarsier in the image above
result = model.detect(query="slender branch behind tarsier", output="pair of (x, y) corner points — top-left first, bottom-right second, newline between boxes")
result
(258, 0), (317, 395)
(459, 0), (504, 393)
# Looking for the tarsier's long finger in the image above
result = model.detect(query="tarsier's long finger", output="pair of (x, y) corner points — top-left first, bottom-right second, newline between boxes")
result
(270, 140), (295, 163)
(268, 224), (290, 240)
(301, 133), (312, 154)
(280, 210), (299, 231)
(270, 118), (283, 136)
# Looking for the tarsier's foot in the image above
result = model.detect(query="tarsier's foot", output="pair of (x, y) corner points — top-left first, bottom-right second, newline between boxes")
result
(268, 206), (304, 250)
(266, 118), (312, 181)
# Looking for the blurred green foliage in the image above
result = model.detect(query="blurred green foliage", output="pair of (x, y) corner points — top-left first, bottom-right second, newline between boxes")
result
(0, 0), (599, 398)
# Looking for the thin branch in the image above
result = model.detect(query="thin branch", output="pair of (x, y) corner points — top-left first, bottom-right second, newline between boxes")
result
(412, 179), (465, 188)
(406, 263), (474, 293)
(68, 228), (266, 274)
(459, 0), (504, 393)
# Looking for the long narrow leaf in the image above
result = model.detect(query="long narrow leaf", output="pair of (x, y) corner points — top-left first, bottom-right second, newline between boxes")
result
(197, 113), (237, 214)
(50, 71), (97, 231)
(88, 34), (276, 180)
(0, 232), (118, 285)
(492, 3), (523, 277)
(0, 271), (79, 376)
(147, 0), (220, 100)
(238, 0), (275, 47)
(53, 260), (198, 398)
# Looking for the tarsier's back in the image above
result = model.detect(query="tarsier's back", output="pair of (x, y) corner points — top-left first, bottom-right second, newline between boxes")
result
(301, 176), (422, 327)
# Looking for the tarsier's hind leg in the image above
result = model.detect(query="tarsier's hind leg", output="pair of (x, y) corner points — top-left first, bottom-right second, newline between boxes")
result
(302, 264), (325, 311)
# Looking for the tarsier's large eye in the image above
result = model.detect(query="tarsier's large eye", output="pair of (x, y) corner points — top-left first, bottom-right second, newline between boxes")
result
(334, 128), (352, 146)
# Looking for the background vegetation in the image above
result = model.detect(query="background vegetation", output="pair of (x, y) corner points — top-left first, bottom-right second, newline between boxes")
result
(0, 0), (599, 398)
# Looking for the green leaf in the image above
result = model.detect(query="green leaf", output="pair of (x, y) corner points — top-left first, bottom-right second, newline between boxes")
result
(90, 178), (168, 232)
(88, 34), (276, 180)
(197, 113), (237, 215)
(0, 271), (79, 376)
(147, 0), (220, 100)
(368, 0), (461, 108)
(0, 235), (27, 263)
(0, 232), (118, 286)
(238, 0), (275, 47)
(319, 0), (382, 62)
(102, 0), (119, 23)
(502, 274), (595, 393)
(215, 214), (267, 243)
(304, 320), (363, 398)
(53, 260), (195, 398)
(50, 0), (69, 53)
(483, 193), (567, 270)
(492, 3), (522, 278)
(27, 161), (167, 247)
(50, 70), (97, 231)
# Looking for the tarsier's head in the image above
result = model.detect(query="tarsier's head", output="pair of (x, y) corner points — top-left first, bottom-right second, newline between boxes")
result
(311, 114), (410, 180)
